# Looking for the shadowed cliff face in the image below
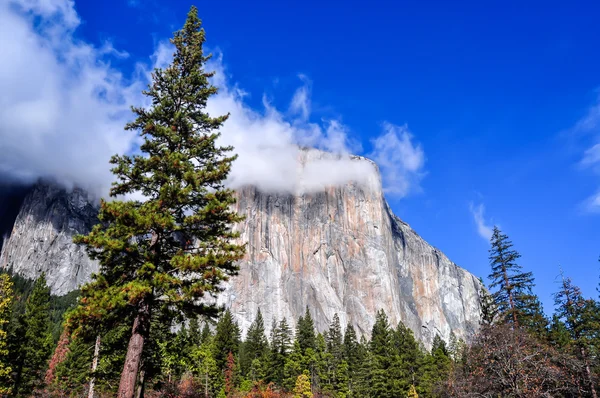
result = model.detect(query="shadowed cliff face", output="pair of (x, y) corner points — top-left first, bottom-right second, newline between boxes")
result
(0, 183), (98, 293)
(218, 150), (482, 348)
(0, 150), (482, 347)
(0, 182), (32, 253)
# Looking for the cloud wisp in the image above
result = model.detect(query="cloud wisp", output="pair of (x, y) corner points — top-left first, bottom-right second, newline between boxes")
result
(368, 123), (426, 198)
(469, 202), (493, 241)
(573, 95), (600, 213)
(0, 0), (426, 200)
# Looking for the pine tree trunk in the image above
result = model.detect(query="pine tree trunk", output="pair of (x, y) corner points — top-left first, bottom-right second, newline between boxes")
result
(204, 368), (208, 397)
(117, 301), (151, 398)
(88, 335), (101, 398)
(135, 369), (146, 398)
(502, 266), (518, 326)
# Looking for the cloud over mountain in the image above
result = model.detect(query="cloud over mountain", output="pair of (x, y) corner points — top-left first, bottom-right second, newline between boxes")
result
(0, 0), (426, 199)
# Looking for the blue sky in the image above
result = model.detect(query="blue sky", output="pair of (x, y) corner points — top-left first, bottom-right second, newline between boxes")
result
(3, 0), (600, 313)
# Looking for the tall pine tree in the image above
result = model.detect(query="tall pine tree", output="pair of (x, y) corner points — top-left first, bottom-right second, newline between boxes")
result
(70, 6), (245, 398)
(19, 273), (52, 394)
(369, 310), (393, 398)
(268, 318), (292, 385)
(296, 307), (316, 353)
(487, 226), (541, 328)
(213, 309), (241, 371)
(242, 309), (269, 380)
(554, 274), (598, 398)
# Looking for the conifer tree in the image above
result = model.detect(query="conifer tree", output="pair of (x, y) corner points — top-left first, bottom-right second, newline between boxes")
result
(447, 331), (466, 364)
(45, 328), (71, 386)
(0, 274), (13, 394)
(54, 335), (93, 394)
(554, 274), (598, 398)
(326, 313), (343, 363)
(242, 310), (269, 379)
(369, 310), (393, 397)
(389, 321), (422, 396)
(343, 322), (359, 395)
(224, 351), (236, 398)
(200, 321), (213, 344)
(487, 226), (539, 327)
(283, 340), (305, 390)
(188, 316), (202, 348)
(293, 372), (313, 398)
(18, 273), (52, 394)
(427, 335), (451, 391)
(269, 318), (292, 384)
(352, 336), (371, 398)
(478, 280), (498, 326)
(314, 333), (330, 393)
(191, 340), (219, 397)
(343, 322), (358, 363)
(296, 307), (316, 353)
(547, 314), (571, 350)
(70, 6), (245, 397)
(213, 309), (241, 370)
(407, 384), (419, 398)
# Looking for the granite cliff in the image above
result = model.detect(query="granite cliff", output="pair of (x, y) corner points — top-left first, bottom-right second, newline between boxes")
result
(0, 183), (98, 294)
(0, 150), (482, 347)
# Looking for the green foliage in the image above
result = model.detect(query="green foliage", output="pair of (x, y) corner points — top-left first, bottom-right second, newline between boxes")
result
(554, 274), (599, 395)
(54, 335), (92, 394)
(369, 310), (392, 397)
(18, 273), (52, 394)
(191, 339), (220, 396)
(268, 318), (292, 385)
(241, 309), (269, 380)
(326, 313), (343, 363)
(213, 309), (241, 370)
(296, 307), (316, 353)
(0, 274), (13, 394)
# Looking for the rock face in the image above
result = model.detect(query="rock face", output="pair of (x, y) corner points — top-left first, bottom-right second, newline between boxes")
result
(218, 150), (483, 348)
(0, 183), (99, 294)
(0, 151), (482, 347)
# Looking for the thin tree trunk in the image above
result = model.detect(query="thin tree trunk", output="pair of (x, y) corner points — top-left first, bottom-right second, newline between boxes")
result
(117, 301), (151, 398)
(88, 335), (101, 398)
(204, 368), (208, 397)
(503, 266), (518, 326)
(581, 346), (598, 398)
(135, 369), (146, 398)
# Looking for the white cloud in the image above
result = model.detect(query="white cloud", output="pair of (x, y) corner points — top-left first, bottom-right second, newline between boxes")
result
(574, 97), (600, 134)
(581, 143), (600, 169)
(289, 74), (311, 121)
(205, 56), (377, 194)
(581, 191), (600, 213)
(574, 96), (600, 213)
(0, 0), (145, 196)
(469, 202), (493, 241)
(0, 0), (426, 199)
(368, 123), (425, 198)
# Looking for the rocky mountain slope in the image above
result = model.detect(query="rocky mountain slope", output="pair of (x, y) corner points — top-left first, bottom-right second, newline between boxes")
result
(0, 150), (482, 347)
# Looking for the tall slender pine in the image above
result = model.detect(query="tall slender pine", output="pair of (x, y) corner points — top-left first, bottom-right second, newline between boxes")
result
(70, 7), (245, 398)
(487, 226), (539, 328)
